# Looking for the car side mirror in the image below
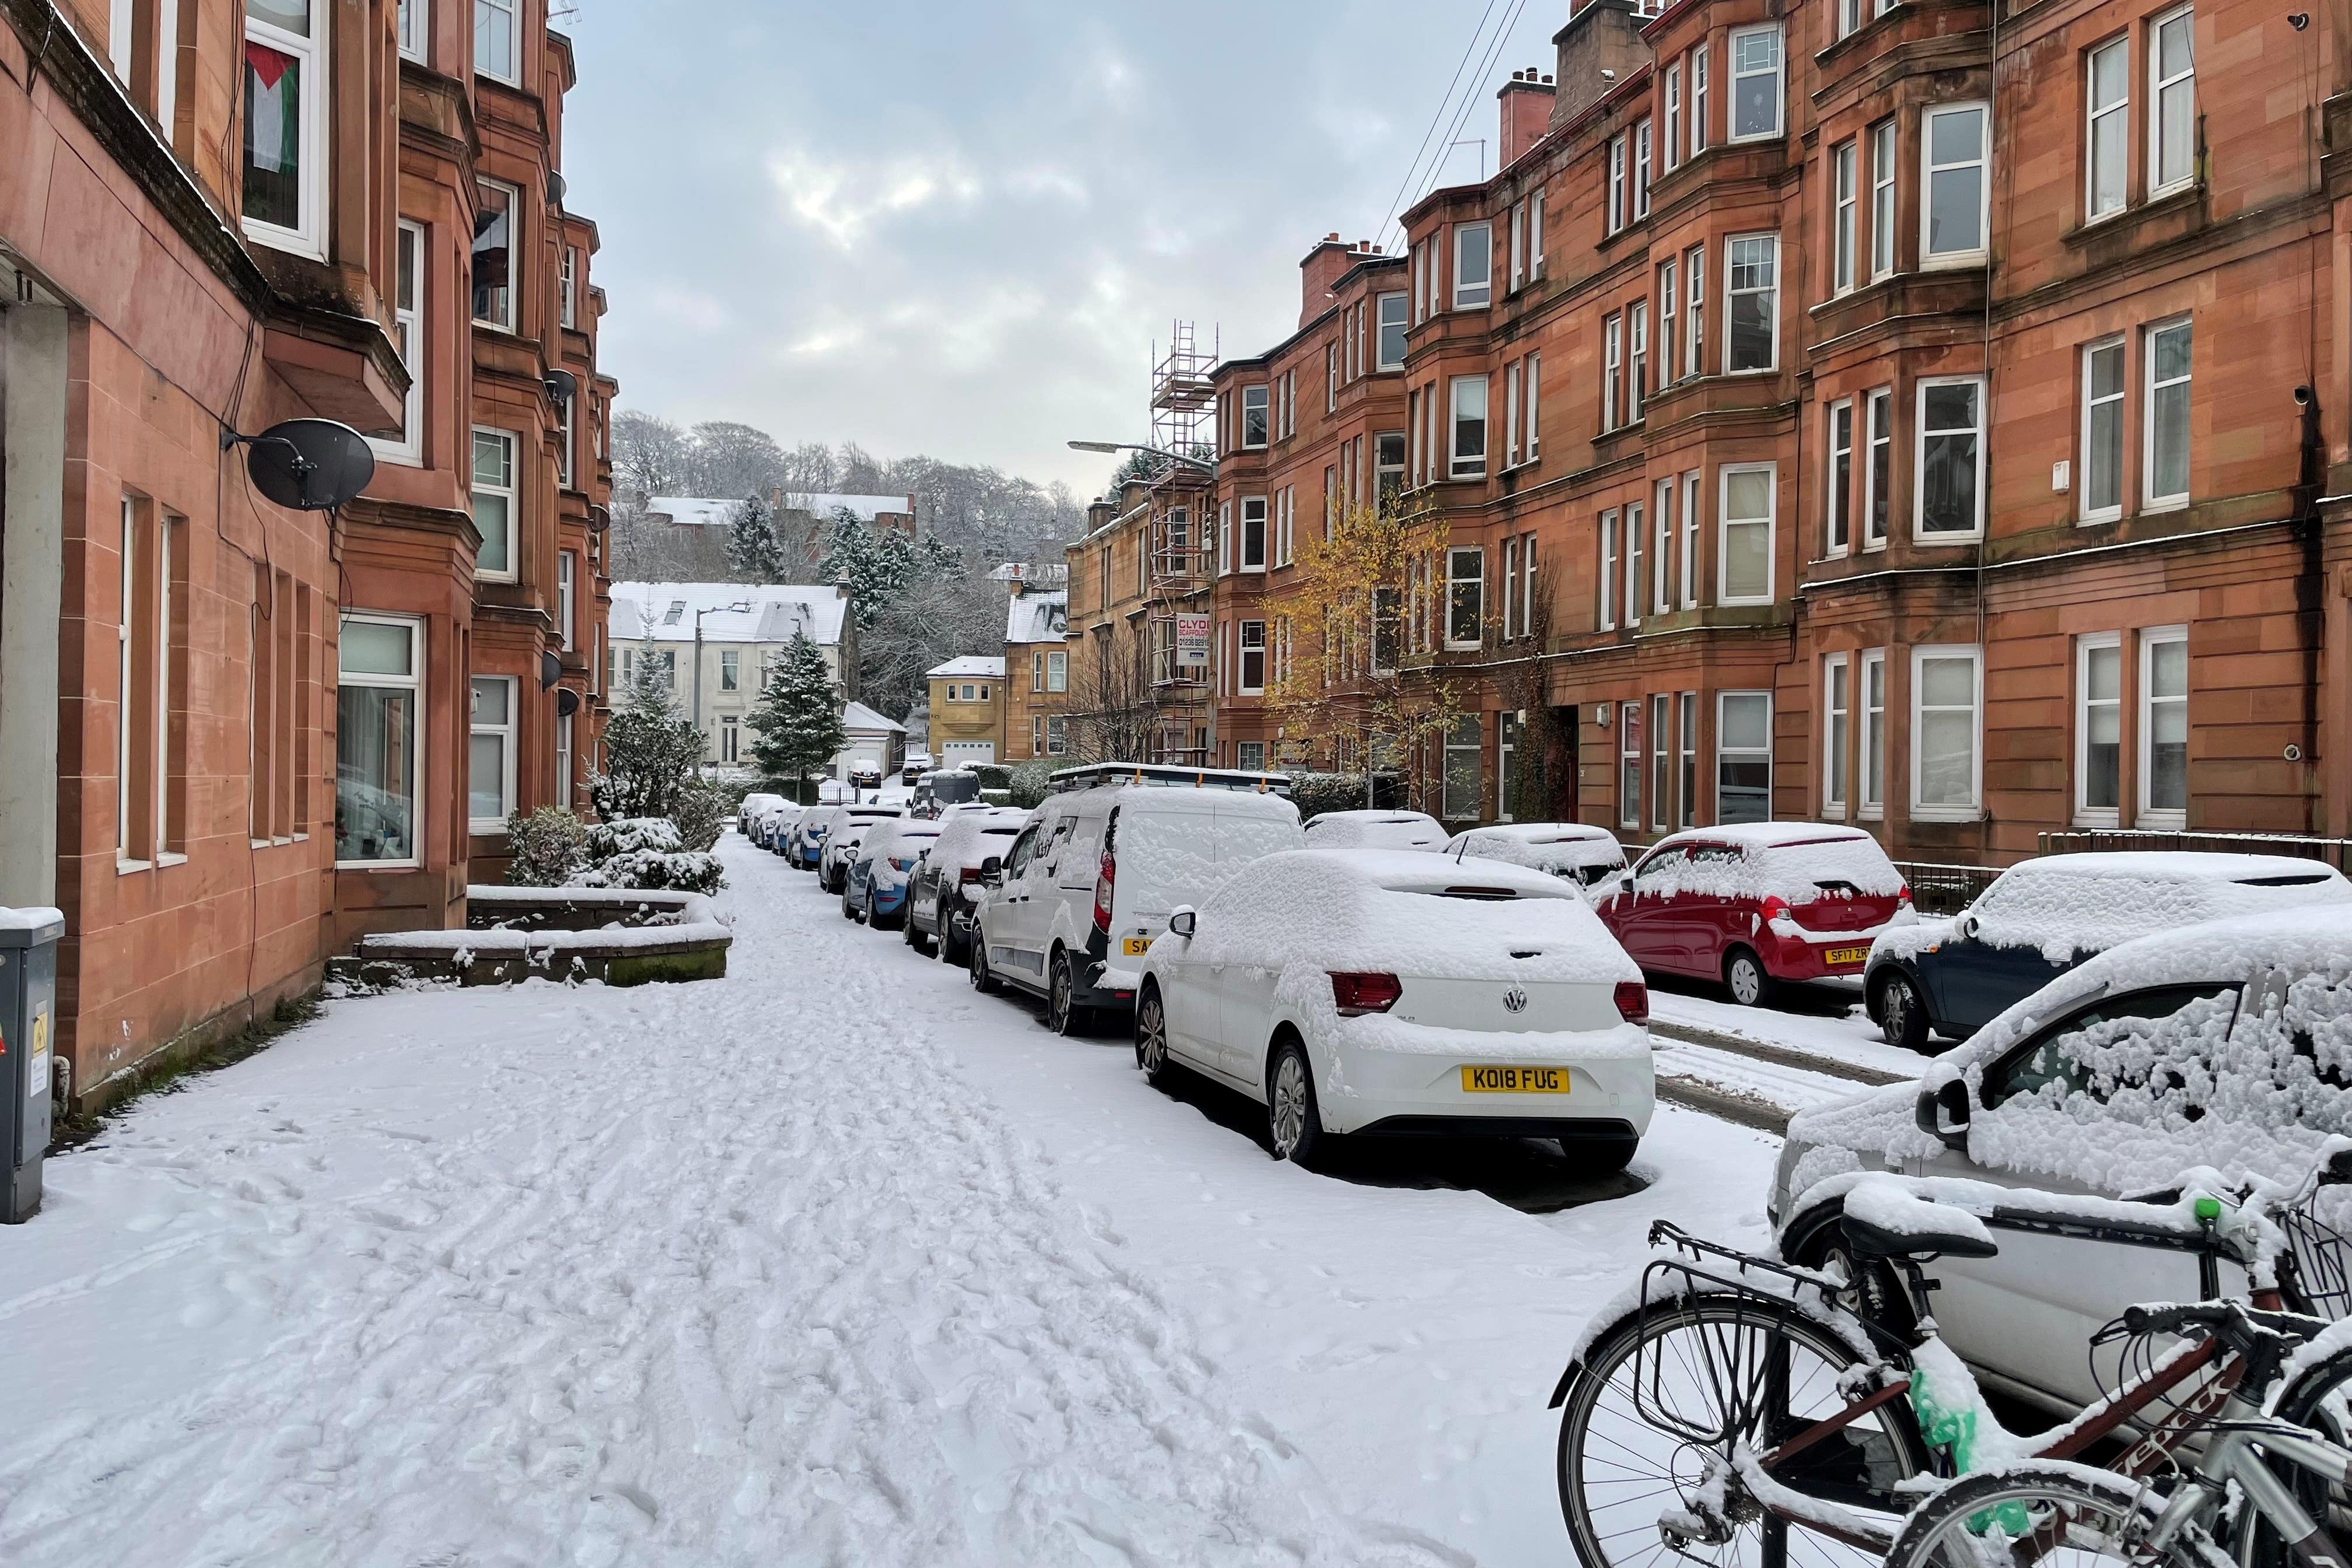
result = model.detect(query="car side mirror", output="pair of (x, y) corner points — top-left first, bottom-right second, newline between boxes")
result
(1168, 907), (1196, 939)
(1915, 1077), (1972, 1153)
(980, 855), (1003, 886)
(1955, 911), (1980, 941)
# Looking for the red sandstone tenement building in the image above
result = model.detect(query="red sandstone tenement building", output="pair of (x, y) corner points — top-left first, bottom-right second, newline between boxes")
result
(1176, 0), (2347, 865)
(0, 0), (615, 1107)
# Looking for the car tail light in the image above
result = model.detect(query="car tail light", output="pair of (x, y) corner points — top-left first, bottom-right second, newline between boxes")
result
(1093, 848), (1116, 934)
(1614, 981), (1650, 1025)
(1329, 971), (1402, 1016)
(889, 856), (911, 873)
(1759, 895), (1793, 924)
(1898, 882), (1913, 905)
(959, 866), (984, 884)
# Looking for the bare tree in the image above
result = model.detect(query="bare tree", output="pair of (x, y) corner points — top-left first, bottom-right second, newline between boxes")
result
(1063, 625), (1164, 764)
(612, 411), (687, 498)
(682, 421), (785, 498)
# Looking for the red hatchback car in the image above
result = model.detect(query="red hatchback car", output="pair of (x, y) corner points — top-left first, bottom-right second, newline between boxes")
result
(1595, 824), (1913, 1005)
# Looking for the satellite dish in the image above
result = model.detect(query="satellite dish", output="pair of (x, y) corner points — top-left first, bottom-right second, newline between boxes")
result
(540, 650), (565, 691)
(236, 419), (375, 511)
(545, 368), (579, 402)
(556, 688), (582, 717)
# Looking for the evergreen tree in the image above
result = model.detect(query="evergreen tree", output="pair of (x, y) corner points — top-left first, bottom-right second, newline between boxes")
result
(819, 508), (959, 633)
(725, 496), (790, 582)
(748, 630), (848, 795)
(589, 662), (708, 821)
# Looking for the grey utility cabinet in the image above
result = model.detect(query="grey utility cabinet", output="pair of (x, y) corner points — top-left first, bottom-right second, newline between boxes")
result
(0, 908), (62, 1223)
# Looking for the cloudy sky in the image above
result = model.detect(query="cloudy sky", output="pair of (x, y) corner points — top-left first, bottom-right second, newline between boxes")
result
(561, 1), (1562, 494)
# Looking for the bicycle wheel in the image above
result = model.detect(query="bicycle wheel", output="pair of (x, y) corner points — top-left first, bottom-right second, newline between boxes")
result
(1887, 1464), (2170, 1568)
(2239, 1341), (2352, 1568)
(1558, 1293), (1932, 1568)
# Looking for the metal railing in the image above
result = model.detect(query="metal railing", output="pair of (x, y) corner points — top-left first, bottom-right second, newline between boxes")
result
(1892, 861), (2004, 915)
(2037, 830), (2352, 872)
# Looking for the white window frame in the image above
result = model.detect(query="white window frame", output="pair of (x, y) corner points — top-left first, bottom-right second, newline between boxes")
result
(1608, 136), (1627, 233)
(1693, 45), (1710, 155)
(1870, 120), (1897, 281)
(555, 391), (575, 491)
(399, 0), (429, 63)
(2138, 625), (2190, 827)
(720, 649), (740, 693)
(1620, 702), (1643, 831)
(557, 550), (576, 650)
(1327, 342), (1339, 411)
(1510, 201), (1527, 291)
(1045, 715), (1068, 757)
(2076, 631), (2124, 827)
(1238, 620), (1267, 694)
(471, 426), (519, 582)
(1525, 352), (1541, 458)
(1664, 62), (1683, 171)
(241, 0), (329, 259)
(555, 709), (573, 810)
(1376, 291), (1408, 370)
(1447, 545), (1485, 651)
(1502, 536), (1520, 640)
(1913, 375), (1987, 542)
(1823, 653), (1851, 818)
(1629, 300), (1649, 418)
(2144, 317), (2193, 509)
(118, 496), (136, 860)
(1678, 691), (1698, 828)
(1241, 384), (1269, 449)
(1686, 246), (1706, 378)
(1521, 533), (1538, 633)
(1530, 188), (1545, 277)
(1909, 644), (1984, 821)
(1048, 650), (1066, 692)
(1603, 313), (1623, 430)
(1449, 373), (1488, 479)
(1859, 649), (1887, 818)
(1864, 387), (1893, 548)
(1657, 257), (1678, 386)
(2087, 36), (2129, 222)
(337, 612), (426, 869)
(372, 219), (426, 467)
(1598, 510), (1619, 631)
(1654, 480), (1674, 614)
(468, 673), (519, 832)
(1832, 141), (1858, 294)
(560, 245), (579, 328)
(2150, 5), (2196, 198)
(1625, 502), (1645, 629)
(475, 0), (520, 86)
(1504, 360), (1522, 467)
(1716, 691), (1773, 824)
(1680, 470), (1700, 608)
(1453, 221), (1492, 309)
(1717, 461), (1776, 606)
(1728, 24), (1784, 142)
(1724, 233), (1779, 374)
(1920, 102), (1991, 266)
(1634, 119), (1653, 219)
(2081, 335), (2127, 523)
(473, 176), (520, 332)
(1240, 496), (1268, 572)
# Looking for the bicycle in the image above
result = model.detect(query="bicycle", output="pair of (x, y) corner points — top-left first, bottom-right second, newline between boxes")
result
(1549, 1155), (2352, 1568)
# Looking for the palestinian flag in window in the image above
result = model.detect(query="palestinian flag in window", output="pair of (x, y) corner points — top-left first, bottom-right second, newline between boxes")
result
(243, 41), (301, 227)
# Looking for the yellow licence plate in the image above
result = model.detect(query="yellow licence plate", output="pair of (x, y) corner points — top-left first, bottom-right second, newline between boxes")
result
(1824, 946), (1869, 965)
(1461, 1066), (1570, 1094)
(1121, 937), (1152, 956)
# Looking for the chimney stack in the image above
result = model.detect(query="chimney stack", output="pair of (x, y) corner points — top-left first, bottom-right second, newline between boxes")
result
(1498, 66), (1558, 169)
(1297, 232), (1356, 328)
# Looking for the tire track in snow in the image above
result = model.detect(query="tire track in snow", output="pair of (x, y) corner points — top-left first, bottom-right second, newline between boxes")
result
(0, 839), (1460, 1567)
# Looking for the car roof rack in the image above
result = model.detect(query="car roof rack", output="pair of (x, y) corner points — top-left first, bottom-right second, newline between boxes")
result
(1044, 762), (1295, 798)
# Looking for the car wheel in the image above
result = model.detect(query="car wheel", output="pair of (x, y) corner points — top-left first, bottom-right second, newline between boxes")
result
(1134, 985), (1176, 1086)
(970, 939), (1000, 994)
(1569, 1135), (1639, 1175)
(903, 906), (929, 953)
(842, 884), (861, 921)
(1266, 1037), (1325, 1165)
(940, 918), (967, 967)
(1724, 946), (1771, 1007)
(1046, 950), (1090, 1036)
(865, 887), (883, 928)
(1875, 970), (1931, 1052)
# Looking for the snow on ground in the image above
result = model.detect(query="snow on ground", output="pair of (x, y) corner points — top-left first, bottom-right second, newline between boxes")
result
(1650, 980), (1926, 1079)
(0, 835), (1779, 1567)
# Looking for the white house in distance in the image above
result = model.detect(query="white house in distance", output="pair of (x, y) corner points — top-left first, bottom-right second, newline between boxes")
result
(837, 702), (907, 783)
(609, 581), (852, 767)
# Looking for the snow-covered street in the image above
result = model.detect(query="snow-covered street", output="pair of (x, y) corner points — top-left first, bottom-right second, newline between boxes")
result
(0, 835), (1785, 1566)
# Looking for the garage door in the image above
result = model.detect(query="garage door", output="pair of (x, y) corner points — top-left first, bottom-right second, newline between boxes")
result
(940, 741), (996, 765)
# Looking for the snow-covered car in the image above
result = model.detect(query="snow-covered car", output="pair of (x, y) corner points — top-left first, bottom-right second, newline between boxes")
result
(1444, 822), (1626, 898)
(786, 805), (839, 870)
(737, 792), (785, 838)
(910, 767), (984, 819)
(1300, 810), (1448, 851)
(1135, 849), (1654, 1169)
(1771, 906), (2352, 1418)
(842, 819), (946, 928)
(755, 802), (803, 852)
(905, 804), (1027, 961)
(1865, 851), (2352, 1051)
(817, 804), (905, 892)
(972, 782), (1303, 1033)
(1595, 823), (1913, 1005)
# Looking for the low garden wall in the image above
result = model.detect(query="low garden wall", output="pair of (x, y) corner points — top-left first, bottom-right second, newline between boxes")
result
(331, 888), (732, 989)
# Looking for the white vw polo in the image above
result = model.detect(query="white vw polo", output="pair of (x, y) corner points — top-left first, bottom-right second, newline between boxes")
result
(1133, 849), (1656, 1170)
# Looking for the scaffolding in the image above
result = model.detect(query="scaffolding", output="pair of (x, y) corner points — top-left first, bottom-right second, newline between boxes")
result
(1136, 322), (1217, 758)
(1148, 320), (1217, 462)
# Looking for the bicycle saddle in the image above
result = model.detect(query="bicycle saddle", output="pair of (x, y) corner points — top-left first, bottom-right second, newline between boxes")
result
(1840, 1178), (2001, 1260)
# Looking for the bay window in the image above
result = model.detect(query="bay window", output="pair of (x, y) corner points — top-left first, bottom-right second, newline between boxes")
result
(469, 674), (516, 831)
(1726, 234), (1777, 372)
(1525, 352), (1541, 457)
(1664, 63), (1683, 171)
(1629, 301), (1648, 416)
(1625, 502), (1644, 629)
(1241, 496), (1268, 569)
(473, 178), (517, 330)
(1450, 374), (1488, 478)
(1376, 292), (1408, 369)
(1859, 649), (1887, 817)
(1620, 703), (1643, 830)
(1729, 25), (1783, 141)
(1826, 398), (1853, 555)
(1871, 120), (1896, 279)
(1242, 384), (1269, 447)
(1603, 313), (1623, 429)
(558, 550), (576, 649)
(1685, 245), (1706, 377)
(372, 220), (425, 466)
(1599, 509), (1619, 631)
(1447, 547), (1485, 649)
(475, 0), (518, 85)
(1718, 463), (1774, 604)
(242, 0), (327, 257)
(1823, 654), (1850, 817)
(1239, 622), (1266, 693)
(1680, 471), (1700, 608)
(1634, 121), (1653, 219)
(1444, 715), (1483, 821)
(1678, 691), (1698, 827)
(1915, 377), (1985, 538)
(399, 0), (428, 64)
(1864, 387), (1893, 547)
(1453, 222), (1492, 309)
(1922, 104), (1989, 263)
(471, 428), (517, 580)
(1833, 140), (1857, 294)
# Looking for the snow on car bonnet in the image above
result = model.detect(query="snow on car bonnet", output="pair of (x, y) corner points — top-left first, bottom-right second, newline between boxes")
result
(1188, 850), (1639, 984)
(1628, 827), (1902, 902)
(1792, 907), (2352, 1199)
(1960, 852), (2352, 964)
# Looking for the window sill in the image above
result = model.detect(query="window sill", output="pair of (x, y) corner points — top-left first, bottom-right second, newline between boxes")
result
(470, 822), (512, 838)
(1912, 530), (1983, 547)
(2076, 511), (2124, 527)
(2074, 813), (2121, 830)
(1909, 807), (1985, 824)
(2137, 811), (2189, 831)
(2061, 183), (2203, 250)
(2143, 497), (2189, 516)
(1920, 253), (1988, 273)
(156, 851), (188, 868)
(117, 858), (152, 876)
(1857, 806), (1884, 821)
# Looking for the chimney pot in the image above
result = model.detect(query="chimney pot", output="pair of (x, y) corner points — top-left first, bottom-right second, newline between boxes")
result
(1542, 73), (1555, 84)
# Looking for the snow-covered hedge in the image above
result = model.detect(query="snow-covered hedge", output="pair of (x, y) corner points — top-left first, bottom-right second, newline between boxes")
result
(567, 818), (726, 895)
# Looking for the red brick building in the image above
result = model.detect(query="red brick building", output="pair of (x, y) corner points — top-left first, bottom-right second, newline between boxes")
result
(1197, 0), (2342, 865)
(0, 0), (615, 1107)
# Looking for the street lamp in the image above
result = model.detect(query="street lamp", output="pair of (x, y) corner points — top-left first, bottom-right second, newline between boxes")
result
(691, 600), (752, 767)
(1068, 439), (1216, 475)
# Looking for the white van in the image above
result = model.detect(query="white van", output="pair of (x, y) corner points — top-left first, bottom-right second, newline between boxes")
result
(972, 783), (1303, 1033)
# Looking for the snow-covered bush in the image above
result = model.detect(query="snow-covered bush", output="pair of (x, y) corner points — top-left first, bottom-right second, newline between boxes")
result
(671, 779), (727, 853)
(1006, 760), (1058, 809)
(567, 817), (726, 895)
(1288, 772), (1375, 821)
(503, 806), (589, 886)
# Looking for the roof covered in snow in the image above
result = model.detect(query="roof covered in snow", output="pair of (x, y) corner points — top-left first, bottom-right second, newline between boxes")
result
(645, 496), (752, 528)
(610, 582), (848, 646)
(928, 656), (1006, 679)
(1006, 588), (1068, 646)
(774, 492), (915, 523)
(842, 701), (906, 734)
